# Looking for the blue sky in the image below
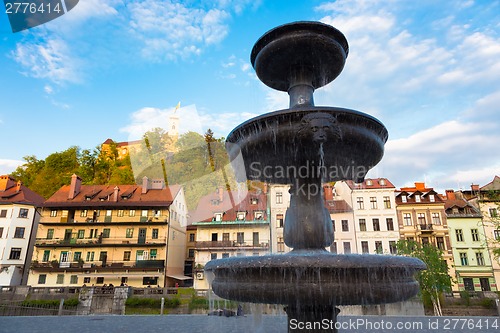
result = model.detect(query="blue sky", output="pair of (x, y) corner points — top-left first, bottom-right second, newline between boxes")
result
(0, 0), (499, 193)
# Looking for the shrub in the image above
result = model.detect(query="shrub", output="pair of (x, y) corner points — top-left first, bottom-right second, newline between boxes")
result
(125, 297), (179, 309)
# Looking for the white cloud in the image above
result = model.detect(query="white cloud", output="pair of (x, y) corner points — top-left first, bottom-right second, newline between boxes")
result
(44, 85), (54, 94)
(127, 0), (230, 61)
(0, 159), (24, 175)
(11, 36), (82, 84)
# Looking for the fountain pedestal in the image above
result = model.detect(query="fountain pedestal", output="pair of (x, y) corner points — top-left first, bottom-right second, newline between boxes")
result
(205, 21), (426, 332)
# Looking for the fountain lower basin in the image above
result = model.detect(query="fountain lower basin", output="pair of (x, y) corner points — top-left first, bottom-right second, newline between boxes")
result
(205, 250), (426, 306)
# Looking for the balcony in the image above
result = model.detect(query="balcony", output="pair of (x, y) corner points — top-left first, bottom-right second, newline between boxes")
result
(31, 259), (164, 271)
(195, 240), (270, 249)
(418, 224), (434, 232)
(35, 237), (166, 247)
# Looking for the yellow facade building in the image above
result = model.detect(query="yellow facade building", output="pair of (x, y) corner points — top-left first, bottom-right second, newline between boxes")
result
(27, 175), (188, 288)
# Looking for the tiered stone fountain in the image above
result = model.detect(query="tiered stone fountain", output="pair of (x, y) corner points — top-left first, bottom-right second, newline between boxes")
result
(205, 21), (425, 332)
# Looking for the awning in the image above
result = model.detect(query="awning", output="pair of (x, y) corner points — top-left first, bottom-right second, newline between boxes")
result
(77, 273), (161, 277)
(166, 274), (193, 280)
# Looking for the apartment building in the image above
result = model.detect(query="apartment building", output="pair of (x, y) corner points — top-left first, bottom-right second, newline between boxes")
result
(191, 188), (270, 289)
(444, 190), (496, 292)
(28, 174), (187, 288)
(0, 175), (44, 286)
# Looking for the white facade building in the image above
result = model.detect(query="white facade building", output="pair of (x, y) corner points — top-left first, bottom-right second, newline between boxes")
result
(0, 175), (44, 286)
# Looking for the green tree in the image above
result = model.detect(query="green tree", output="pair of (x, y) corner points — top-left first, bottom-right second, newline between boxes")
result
(11, 155), (45, 188)
(397, 240), (452, 316)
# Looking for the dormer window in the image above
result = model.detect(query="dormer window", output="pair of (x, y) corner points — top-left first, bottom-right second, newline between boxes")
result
(236, 212), (246, 221)
(379, 179), (386, 186)
(415, 195), (421, 203)
(254, 211), (264, 220)
(401, 195), (407, 203)
(429, 194), (435, 202)
(251, 198), (258, 205)
(214, 213), (222, 221)
(366, 180), (373, 186)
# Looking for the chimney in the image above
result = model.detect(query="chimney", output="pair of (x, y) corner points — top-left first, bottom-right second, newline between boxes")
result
(68, 174), (82, 200)
(263, 183), (268, 194)
(445, 190), (456, 200)
(217, 186), (224, 202)
(16, 181), (22, 192)
(142, 176), (149, 194)
(324, 185), (333, 201)
(113, 186), (119, 202)
(471, 184), (479, 192)
(0, 175), (16, 191)
(415, 182), (426, 191)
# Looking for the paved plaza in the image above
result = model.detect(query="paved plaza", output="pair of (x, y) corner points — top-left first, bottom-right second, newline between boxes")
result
(1, 315), (499, 333)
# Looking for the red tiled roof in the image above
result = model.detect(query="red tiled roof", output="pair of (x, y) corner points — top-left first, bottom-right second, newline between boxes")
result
(345, 178), (395, 189)
(44, 184), (179, 208)
(189, 189), (267, 223)
(0, 184), (44, 206)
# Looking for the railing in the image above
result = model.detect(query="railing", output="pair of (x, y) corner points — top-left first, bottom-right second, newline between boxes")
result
(35, 237), (166, 246)
(418, 224), (433, 231)
(31, 259), (165, 270)
(195, 241), (270, 249)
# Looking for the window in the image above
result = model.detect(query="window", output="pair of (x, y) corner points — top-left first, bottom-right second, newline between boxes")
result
(214, 213), (222, 221)
(401, 195), (407, 203)
(359, 219), (366, 231)
(237, 232), (244, 244)
(150, 249), (157, 259)
(96, 277), (104, 284)
(277, 237), (285, 253)
(38, 275), (47, 284)
(211, 233), (218, 241)
(476, 252), (485, 266)
(210, 253), (217, 260)
(436, 237), (445, 250)
(39, 250), (50, 263)
(343, 242), (351, 254)
(417, 213), (426, 225)
(189, 233), (195, 242)
(403, 213), (412, 226)
(459, 252), (468, 266)
(429, 194), (435, 202)
(222, 233), (229, 241)
(152, 229), (159, 239)
(356, 197), (364, 210)
(375, 241), (383, 253)
(123, 251), (131, 261)
(188, 249), (195, 258)
(251, 197), (259, 204)
(276, 214), (284, 228)
(142, 276), (158, 286)
(341, 220), (349, 232)
(253, 232), (259, 246)
(129, 209), (136, 217)
(386, 218), (394, 231)
(494, 230), (500, 241)
(415, 195), (421, 203)
(370, 197), (377, 209)
(463, 278), (474, 291)
(361, 241), (369, 254)
(383, 196), (391, 209)
(126, 228), (134, 238)
(331, 219), (335, 232)
(80, 210), (88, 217)
(154, 210), (161, 218)
(276, 192), (283, 204)
(50, 210), (57, 217)
(431, 212), (440, 225)
(83, 277), (91, 284)
(69, 275), (78, 284)
(14, 227), (25, 238)
(0, 227), (3, 238)
(471, 229), (479, 242)
(236, 212), (246, 221)
(46, 228), (54, 239)
(254, 211), (264, 220)
(86, 251), (95, 262)
(56, 274), (64, 284)
(117, 210), (124, 217)
(372, 219), (380, 231)
(18, 208), (28, 218)
(9, 248), (21, 260)
(222, 253), (229, 258)
(389, 241), (397, 254)
(421, 237), (429, 246)
(489, 208), (498, 218)
(102, 228), (110, 238)
(0, 209), (7, 218)
(330, 242), (337, 254)
(456, 229), (464, 242)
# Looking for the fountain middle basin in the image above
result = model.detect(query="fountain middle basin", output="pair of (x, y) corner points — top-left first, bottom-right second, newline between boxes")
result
(205, 250), (425, 306)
